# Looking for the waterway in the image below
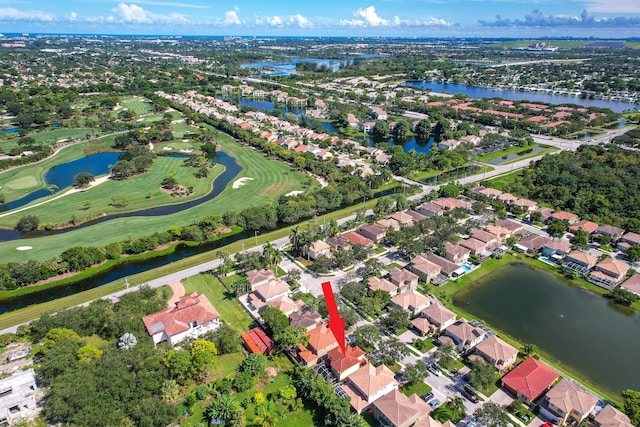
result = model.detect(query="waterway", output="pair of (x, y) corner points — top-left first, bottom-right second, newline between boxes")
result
(404, 81), (637, 113)
(241, 54), (385, 76)
(453, 263), (640, 397)
(0, 151), (242, 242)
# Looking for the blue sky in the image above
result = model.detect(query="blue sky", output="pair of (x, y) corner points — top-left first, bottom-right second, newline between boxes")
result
(0, 1), (639, 37)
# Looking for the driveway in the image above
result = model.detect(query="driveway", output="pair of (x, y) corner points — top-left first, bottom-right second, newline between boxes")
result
(398, 329), (421, 344)
(489, 387), (515, 407)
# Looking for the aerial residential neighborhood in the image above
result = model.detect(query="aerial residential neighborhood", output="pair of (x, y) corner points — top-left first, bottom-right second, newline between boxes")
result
(0, 5), (640, 425)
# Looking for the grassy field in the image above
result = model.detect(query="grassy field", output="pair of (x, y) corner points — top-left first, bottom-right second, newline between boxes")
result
(0, 139), (114, 201)
(0, 127), (95, 151)
(0, 133), (308, 263)
(115, 96), (152, 116)
(474, 144), (557, 164)
(0, 156), (224, 228)
(182, 273), (254, 334)
(489, 40), (596, 49)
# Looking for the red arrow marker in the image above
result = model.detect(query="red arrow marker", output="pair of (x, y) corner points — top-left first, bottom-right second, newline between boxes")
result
(321, 281), (346, 354)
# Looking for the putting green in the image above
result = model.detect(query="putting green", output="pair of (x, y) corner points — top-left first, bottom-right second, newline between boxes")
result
(5, 176), (38, 190)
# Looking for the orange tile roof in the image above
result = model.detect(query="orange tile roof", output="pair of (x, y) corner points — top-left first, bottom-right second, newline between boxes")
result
(142, 293), (219, 338)
(306, 324), (339, 354)
(502, 357), (559, 401)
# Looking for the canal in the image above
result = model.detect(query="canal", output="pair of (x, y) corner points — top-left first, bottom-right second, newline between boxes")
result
(453, 263), (640, 398)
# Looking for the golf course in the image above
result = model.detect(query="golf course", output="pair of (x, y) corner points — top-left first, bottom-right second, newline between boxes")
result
(0, 131), (312, 263)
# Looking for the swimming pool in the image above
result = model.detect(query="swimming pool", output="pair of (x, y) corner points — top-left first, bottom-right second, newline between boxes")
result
(461, 261), (474, 272)
(538, 256), (557, 266)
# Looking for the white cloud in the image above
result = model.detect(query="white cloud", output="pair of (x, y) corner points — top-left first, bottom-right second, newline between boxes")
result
(341, 5), (452, 28)
(112, 3), (187, 24)
(289, 13), (312, 28)
(224, 10), (241, 25)
(354, 5), (389, 26)
(267, 15), (282, 26)
(0, 7), (55, 21)
(583, 0), (640, 13)
(69, 11), (78, 21)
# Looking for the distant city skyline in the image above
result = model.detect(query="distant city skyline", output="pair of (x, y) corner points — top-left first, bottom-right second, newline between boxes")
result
(0, 1), (639, 38)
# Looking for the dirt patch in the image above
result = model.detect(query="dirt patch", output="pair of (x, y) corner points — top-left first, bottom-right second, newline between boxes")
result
(161, 184), (193, 198)
(265, 367), (279, 378)
(256, 380), (267, 391)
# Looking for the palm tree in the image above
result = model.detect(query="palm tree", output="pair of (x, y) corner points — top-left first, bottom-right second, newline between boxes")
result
(204, 394), (238, 426)
(450, 395), (466, 419)
(338, 412), (365, 427)
(253, 405), (278, 427)
(262, 242), (282, 272)
(289, 227), (301, 254)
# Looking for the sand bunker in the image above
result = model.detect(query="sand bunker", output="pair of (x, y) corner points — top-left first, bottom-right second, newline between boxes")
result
(232, 177), (254, 189)
(16, 246), (32, 251)
(285, 190), (304, 197)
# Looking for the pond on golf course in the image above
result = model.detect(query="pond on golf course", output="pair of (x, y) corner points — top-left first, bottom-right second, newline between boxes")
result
(453, 263), (640, 398)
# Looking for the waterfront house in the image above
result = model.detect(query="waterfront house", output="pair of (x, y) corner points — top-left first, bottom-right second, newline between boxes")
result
(562, 250), (599, 276)
(501, 357), (560, 404)
(474, 335), (518, 372)
(459, 238), (488, 256)
(445, 319), (488, 352)
(420, 303), (456, 333)
(444, 242), (470, 264)
(621, 274), (640, 296)
(588, 258), (629, 289)
(539, 379), (598, 425)
(408, 255), (442, 284)
(594, 405), (634, 427)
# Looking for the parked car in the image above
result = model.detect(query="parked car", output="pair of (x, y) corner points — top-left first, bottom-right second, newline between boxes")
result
(462, 385), (479, 403)
(421, 392), (434, 402)
(426, 364), (441, 377)
(429, 399), (441, 409)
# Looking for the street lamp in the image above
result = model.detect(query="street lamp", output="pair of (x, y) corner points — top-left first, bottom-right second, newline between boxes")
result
(255, 230), (259, 246)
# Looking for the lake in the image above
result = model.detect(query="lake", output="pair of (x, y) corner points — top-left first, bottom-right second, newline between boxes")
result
(405, 81), (637, 113)
(234, 98), (435, 154)
(453, 263), (640, 397)
(241, 54), (385, 76)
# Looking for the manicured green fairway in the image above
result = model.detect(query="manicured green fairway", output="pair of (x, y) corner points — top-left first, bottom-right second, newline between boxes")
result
(0, 134), (309, 262)
(0, 127), (94, 151)
(0, 156), (223, 228)
(116, 96), (152, 115)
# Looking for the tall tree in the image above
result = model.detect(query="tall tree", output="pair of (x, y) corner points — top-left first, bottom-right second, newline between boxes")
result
(474, 402), (510, 427)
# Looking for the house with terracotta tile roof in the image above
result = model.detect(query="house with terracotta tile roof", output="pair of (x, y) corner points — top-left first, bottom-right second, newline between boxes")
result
(344, 363), (398, 413)
(474, 335), (518, 372)
(444, 242), (470, 264)
(562, 251), (599, 276)
(496, 219), (523, 234)
(326, 236), (351, 250)
(569, 220), (600, 235)
(539, 379), (598, 425)
(408, 255), (442, 284)
(390, 211), (415, 227)
(368, 277), (399, 296)
(411, 317), (434, 335)
(515, 234), (550, 254)
(433, 198), (472, 211)
(341, 231), (374, 248)
(498, 193), (518, 203)
(589, 258), (629, 289)
(621, 274), (640, 296)
(594, 404), (635, 427)
(142, 293), (220, 345)
(296, 324), (339, 367)
(307, 240), (331, 260)
(617, 232), (640, 252)
(425, 253), (462, 279)
(388, 268), (419, 292)
(289, 309), (323, 331)
(241, 327), (275, 355)
(246, 269), (276, 289)
(377, 218), (401, 232)
(596, 224), (625, 242)
(373, 389), (432, 427)
(326, 345), (367, 381)
(421, 303), (456, 333)
(416, 202), (444, 217)
(460, 238), (489, 256)
(390, 290), (434, 317)
(414, 417), (456, 427)
(445, 319), (488, 352)
(541, 240), (572, 257)
(501, 357), (560, 404)
(478, 188), (503, 199)
(485, 225), (511, 242)
(512, 198), (538, 212)
(550, 210), (580, 224)
(405, 210), (428, 223)
(358, 224), (387, 244)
